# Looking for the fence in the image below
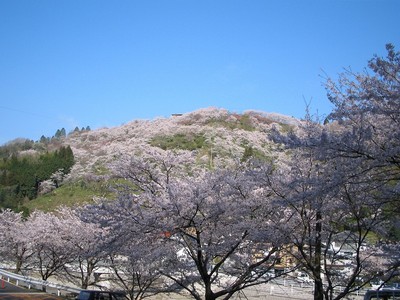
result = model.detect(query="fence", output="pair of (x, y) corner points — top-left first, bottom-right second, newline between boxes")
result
(0, 268), (81, 297)
(0, 268), (369, 300)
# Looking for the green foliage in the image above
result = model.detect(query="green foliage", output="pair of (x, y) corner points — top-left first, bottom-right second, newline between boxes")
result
(206, 114), (256, 131)
(241, 146), (254, 162)
(0, 139), (35, 159)
(277, 123), (294, 134)
(40, 135), (50, 144)
(240, 145), (272, 163)
(150, 133), (207, 151)
(177, 111), (257, 131)
(54, 128), (66, 139)
(0, 146), (75, 210)
(73, 126), (91, 133)
(24, 180), (112, 212)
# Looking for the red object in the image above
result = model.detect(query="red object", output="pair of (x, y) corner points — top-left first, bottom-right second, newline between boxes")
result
(1, 279), (5, 289)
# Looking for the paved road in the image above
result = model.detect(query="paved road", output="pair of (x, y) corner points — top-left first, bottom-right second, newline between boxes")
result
(0, 279), (64, 300)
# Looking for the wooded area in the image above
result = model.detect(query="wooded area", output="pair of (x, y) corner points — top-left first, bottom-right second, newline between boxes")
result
(0, 44), (399, 300)
(0, 145), (74, 212)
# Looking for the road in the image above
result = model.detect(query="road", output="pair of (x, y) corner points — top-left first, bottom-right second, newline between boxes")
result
(0, 279), (65, 300)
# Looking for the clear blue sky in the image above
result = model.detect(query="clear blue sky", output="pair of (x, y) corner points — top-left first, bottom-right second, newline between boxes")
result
(0, 0), (399, 145)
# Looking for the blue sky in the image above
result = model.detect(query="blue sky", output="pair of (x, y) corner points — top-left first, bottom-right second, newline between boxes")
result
(0, 0), (399, 145)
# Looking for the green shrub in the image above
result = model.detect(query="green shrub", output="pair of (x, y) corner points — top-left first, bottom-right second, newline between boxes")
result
(150, 133), (207, 151)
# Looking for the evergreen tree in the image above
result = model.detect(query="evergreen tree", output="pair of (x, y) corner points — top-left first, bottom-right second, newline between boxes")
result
(54, 129), (61, 139)
(40, 135), (49, 144)
(0, 146), (75, 208)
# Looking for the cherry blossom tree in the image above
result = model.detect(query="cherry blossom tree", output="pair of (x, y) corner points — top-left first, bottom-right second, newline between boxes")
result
(0, 209), (33, 273)
(155, 168), (289, 300)
(26, 210), (78, 290)
(269, 43), (400, 300)
(83, 150), (291, 300)
(53, 207), (110, 289)
(324, 43), (400, 221)
(106, 236), (168, 300)
(0, 207), (111, 290)
(265, 137), (392, 300)
(80, 196), (171, 299)
(322, 43), (400, 294)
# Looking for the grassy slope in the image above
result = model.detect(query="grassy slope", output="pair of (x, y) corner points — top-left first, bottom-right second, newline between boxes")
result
(24, 181), (112, 212)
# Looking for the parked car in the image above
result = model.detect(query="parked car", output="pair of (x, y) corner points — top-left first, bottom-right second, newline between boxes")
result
(385, 283), (400, 289)
(364, 288), (400, 300)
(76, 290), (127, 300)
(296, 271), (313, 284)
(370, 280), (385, 290)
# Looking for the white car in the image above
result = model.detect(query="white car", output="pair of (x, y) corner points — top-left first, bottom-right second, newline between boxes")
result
(297, 271), (313, 284)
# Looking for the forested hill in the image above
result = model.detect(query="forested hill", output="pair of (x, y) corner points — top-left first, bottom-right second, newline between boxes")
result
(0, 107), (301, 212)
(66, 108), (299, 178)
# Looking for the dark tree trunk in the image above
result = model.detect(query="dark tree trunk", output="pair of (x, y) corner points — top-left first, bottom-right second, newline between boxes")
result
(314, 210), (323, 300)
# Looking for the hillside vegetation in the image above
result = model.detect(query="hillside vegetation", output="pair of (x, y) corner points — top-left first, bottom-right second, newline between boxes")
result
(1, 45), (399, 300)
(0, 108), (300, 213)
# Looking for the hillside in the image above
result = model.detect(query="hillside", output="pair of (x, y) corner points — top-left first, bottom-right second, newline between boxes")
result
(66, 107), (300, 178)
(1, 107), (301, 211)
